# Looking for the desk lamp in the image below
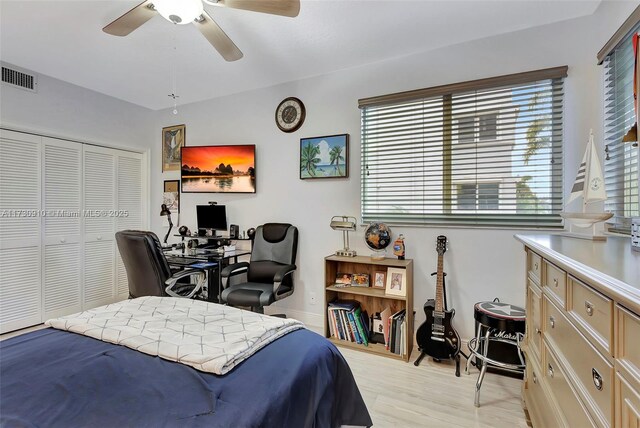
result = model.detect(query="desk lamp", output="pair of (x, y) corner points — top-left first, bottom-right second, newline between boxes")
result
(330, 215), (357, 257)
(160, 204), (173, 245)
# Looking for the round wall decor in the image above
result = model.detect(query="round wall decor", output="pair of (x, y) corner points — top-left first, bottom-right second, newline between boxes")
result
(275, 97), (306, 133)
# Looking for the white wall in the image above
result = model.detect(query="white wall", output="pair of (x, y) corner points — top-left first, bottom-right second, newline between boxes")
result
(0, 65), (155, 153)
(153, 1), (637, 338)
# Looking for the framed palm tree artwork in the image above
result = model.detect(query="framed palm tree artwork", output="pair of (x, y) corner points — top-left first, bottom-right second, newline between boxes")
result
(299, 134), (349, 179)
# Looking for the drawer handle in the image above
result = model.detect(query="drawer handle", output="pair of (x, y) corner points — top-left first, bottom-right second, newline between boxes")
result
(549, 316), (555, 329)
(97, 236), (103, 241)
(535, 327), (541, 335)
(60, 238), (66, 243)
(592, 368), (603, 391)
(548, 364), (554, 378)
(585, 301), (594, 317)
(553, 278), (558, 287)
(532, 373), (537, 384)
(534, 262), (538, 270)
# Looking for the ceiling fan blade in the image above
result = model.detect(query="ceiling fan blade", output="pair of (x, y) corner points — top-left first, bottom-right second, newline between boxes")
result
(194, 11), (243, 62)
(103, 0), (157, 36)
(218, 0), (300, 17)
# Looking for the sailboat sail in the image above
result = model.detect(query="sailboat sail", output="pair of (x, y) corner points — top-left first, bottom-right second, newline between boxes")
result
(567, 131), (607, 205)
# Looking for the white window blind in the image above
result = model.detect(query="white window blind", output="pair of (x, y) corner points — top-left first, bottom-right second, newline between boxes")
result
(603, 25), (639, 233)
(359, 67), (567, 227)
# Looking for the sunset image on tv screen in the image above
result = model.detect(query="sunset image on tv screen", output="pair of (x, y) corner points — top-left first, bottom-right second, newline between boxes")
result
(181, 145), (255, 193)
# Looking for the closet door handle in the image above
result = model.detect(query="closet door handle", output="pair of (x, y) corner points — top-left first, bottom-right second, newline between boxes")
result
(548, 364), (554, 378)
(549, 316), (555, 329)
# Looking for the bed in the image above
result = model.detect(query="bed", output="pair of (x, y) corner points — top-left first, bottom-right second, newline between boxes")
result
(0, 298), (372, 427)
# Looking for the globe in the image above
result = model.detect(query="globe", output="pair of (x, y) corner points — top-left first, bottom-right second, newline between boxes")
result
(364, 222), (392, 252)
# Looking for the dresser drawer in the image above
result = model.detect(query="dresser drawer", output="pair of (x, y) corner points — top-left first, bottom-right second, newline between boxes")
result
(568, 276), (614, 356)
(527, 250), (542, 285)
(527, 281), (542, 360)
(544, 295), (614, 426)
(543, 344), (596, 427)
(525, 360), (561, 428)
(544, 260), (566, 308)
(616, 305), (640, 384)
(615, 371), (640, 428)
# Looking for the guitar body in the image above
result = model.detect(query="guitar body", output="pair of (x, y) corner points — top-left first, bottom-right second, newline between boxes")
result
(416, 300), (460, 360)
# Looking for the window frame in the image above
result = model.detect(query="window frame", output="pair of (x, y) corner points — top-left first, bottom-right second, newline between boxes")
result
(359, 66), (568, 228)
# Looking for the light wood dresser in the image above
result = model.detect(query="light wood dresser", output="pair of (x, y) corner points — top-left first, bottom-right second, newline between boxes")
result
(515, 234), (640, 428)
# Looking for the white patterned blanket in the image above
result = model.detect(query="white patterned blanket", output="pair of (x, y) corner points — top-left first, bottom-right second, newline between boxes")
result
(45, 296), (304, 375)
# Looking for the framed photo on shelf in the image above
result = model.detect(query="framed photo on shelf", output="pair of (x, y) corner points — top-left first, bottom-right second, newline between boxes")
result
(163, 180), (180, 214)
(334, 272), (353, 287)
(373, 271), (386, 289)
(351, 273), (370, 287)
(162, 124), (185, 172)
(385, 267), (406, 297)
(299, 134), (349, 179)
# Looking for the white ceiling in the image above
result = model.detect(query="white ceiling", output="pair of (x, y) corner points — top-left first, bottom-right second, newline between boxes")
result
(0, 0), (601, 110)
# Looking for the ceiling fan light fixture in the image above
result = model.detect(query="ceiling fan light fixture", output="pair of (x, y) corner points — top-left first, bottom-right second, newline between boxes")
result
(153, 0), (203, 24)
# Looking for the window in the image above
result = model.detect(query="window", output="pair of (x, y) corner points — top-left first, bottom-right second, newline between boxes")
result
(359, 67), (567, 227)
(456, 183), (499, 211)
(603, 25), (640, 233)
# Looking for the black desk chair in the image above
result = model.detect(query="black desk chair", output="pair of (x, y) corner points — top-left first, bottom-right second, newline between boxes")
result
(115, 230), (206, 299)
(220, 223), (298, 313)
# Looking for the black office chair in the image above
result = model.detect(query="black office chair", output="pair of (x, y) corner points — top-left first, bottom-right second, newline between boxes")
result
(115, 230), (206, 299)
(220, 223), (298, 313)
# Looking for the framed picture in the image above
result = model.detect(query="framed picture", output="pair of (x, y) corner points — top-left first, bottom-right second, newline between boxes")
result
(181, 145), (256, 193)
(373, 271), (386, 289)
(300, 134), (349, 179)
(163, 180), (180, 214)
(385, 267), (407, 297)
(334, 272), (352, 287)
(162, 124), (185, 172)
(351, 273), (370, 287)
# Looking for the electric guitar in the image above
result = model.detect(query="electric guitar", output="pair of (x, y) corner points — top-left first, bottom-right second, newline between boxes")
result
(415, 235), (461, 364)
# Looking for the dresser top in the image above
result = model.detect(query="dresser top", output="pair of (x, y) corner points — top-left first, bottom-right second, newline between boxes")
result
(515, 234), (640, 312)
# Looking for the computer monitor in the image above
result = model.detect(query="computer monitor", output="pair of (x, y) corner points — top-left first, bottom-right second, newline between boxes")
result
(196, 205), (228, 234)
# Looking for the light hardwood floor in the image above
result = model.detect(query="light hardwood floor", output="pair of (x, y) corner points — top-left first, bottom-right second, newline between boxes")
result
(2, 325), (528, 427)
(339, 346), (528, 428)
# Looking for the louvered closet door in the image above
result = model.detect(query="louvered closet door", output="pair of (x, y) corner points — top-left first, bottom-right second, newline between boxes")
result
(42, 137), (82, 319)
(0, 130), (42, 333)
(83, 145), (116, 309)
(115, 151), (145, 300)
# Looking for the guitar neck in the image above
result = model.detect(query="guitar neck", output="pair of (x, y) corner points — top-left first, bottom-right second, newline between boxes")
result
(435, 253), (444, 313)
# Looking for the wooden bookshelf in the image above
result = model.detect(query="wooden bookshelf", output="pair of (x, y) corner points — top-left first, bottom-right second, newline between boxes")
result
(324, 255), (413, 362)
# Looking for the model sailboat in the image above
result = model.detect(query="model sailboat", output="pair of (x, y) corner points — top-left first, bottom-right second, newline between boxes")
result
(560, 130), (613, 240)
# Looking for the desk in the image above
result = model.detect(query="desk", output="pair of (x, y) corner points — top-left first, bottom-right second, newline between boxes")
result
(164, 249), (251, 303)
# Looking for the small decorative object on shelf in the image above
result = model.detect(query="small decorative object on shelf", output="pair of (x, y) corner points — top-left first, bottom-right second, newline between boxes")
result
(393, 234), (405, 260)
(330, 216), (357, 257)
(364, 222), (391, 260)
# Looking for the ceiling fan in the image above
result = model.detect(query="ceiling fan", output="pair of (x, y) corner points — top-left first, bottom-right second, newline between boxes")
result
(103, 0), (300, 62)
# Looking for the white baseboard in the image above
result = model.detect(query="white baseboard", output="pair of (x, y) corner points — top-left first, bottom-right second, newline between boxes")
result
(264, 306), (323, 332)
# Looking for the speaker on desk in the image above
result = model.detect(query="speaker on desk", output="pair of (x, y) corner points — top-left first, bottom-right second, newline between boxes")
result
(230, 224), (239, 239)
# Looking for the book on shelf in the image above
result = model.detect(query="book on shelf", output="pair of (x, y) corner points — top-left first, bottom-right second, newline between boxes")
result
(327, 300), (369, 346)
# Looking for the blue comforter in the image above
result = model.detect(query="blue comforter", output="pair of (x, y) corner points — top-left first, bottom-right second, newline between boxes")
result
(0, 328), (372, 428)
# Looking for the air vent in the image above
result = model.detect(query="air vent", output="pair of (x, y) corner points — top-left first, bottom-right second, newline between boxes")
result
(1, 66), (37, 92)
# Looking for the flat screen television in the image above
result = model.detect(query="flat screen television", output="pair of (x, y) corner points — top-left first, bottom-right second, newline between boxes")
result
(181, 145), (256, 193)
